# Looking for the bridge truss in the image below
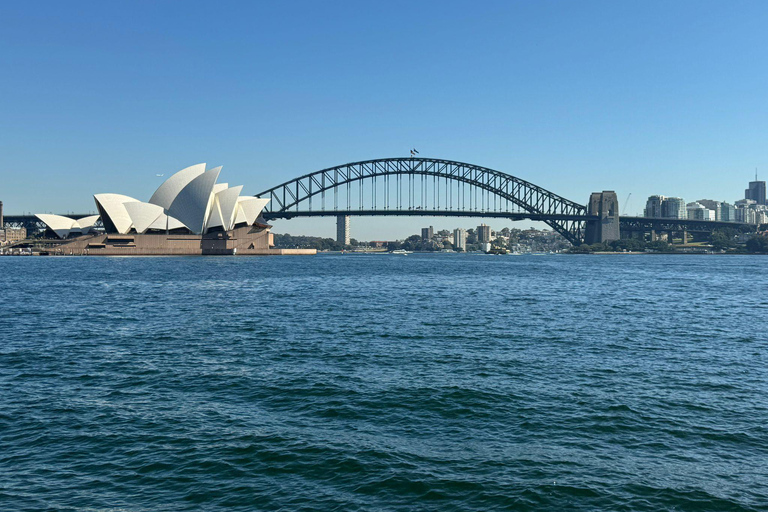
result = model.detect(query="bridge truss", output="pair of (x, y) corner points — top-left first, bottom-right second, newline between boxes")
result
(256, 157), (591, 244)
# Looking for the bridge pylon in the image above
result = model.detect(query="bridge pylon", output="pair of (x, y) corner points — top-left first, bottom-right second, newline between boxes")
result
(585, 191), (620, 245)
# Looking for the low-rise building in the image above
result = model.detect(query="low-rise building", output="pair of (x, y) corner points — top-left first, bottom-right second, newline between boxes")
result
(0, 227), (26, 243)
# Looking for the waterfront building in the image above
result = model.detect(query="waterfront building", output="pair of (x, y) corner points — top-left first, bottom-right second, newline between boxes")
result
(453, 228), (467, 251)
(745, 179), (766, 205)
(477, 223), (491, 243)
(0, 227), (26, 243)
(421, 226), (434, 240)
(36, 164), (269, 238)
(337, 215), (350, 245)
(30, 164), (310, 256)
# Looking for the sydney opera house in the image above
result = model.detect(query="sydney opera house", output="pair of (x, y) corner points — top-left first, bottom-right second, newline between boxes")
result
(35, 164), (312, 256)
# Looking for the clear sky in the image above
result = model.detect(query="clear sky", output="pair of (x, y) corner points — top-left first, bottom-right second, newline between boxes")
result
(2, 0), (767, 239)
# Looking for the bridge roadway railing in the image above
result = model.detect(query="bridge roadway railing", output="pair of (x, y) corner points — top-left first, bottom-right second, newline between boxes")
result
(262, 209), (593, 222)
(619, 216), (755, 234)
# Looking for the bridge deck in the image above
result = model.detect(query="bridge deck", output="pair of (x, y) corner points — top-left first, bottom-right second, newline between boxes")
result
(263, 210), (596, 222)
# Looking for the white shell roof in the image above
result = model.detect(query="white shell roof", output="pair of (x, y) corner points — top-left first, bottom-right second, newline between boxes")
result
(94, 194), (140, 234)
(167, 166), (222, 234)
(35, 214), (77, 239)
(147, 213), (187, 231)
(217, 185), (243, 231)
(76, 215), (100, 233)
(148, 163), (206, 210)
(40, 163), (263, 237)
(206, 201), (225, 230)
(233, 204), (247, 226)
(237, 197), (270, 226)
(124, 202), (164, 234)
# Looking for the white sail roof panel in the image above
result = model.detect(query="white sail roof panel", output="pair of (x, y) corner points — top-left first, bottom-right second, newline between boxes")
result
(148, 163), (206, 210)
(233, 204), (247, 226)
(94, 193), (140, 234)
(237, 197), (270, 226)
(35, 214), (77, 239)
(167, 166), (222, 234)
(147, 213), (186, 231)
(76, 215), (100, 233)
(216, 185), (243, 231)
(124, 202), (164, 234)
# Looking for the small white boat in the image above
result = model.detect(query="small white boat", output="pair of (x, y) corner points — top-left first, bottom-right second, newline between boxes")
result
(391, 249), (411, 255)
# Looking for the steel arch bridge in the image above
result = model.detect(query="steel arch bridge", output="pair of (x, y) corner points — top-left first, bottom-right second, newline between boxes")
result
(256, 157), (592, 244)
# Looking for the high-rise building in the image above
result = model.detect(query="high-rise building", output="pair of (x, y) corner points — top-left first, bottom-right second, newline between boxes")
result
(686, 202), (715, 221)
(644, 195), (665, 218)
(336, 215), (350, 245)
(745, 179), (766, 205)
(663, 197), (686, 219)
(477, 223), (491, 243)
(719, 202), (736, 222)
(421, 226), (433, 240)
(735, 202), (756, 224)
(645, 195), (685, 219)
(453, 228), (467, 251)
(696, 200), (722, 221)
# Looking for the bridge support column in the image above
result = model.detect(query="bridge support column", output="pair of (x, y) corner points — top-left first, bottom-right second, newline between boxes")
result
(585, 191), (620, 245)
(650, 229), (657, 242)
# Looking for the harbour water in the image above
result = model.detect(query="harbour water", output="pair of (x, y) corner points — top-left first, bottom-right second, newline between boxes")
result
(1, 254), (766, 511)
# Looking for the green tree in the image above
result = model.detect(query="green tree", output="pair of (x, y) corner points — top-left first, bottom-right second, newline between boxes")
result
(568, 244), (592, 254)
(746, 234), (768, 253)
(709, 229), (736, 251)
(609, 238), (645, 252)
(646, 240), (674, 253)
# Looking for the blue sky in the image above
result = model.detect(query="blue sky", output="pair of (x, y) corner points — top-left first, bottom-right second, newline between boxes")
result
(2, 0), (767, 239)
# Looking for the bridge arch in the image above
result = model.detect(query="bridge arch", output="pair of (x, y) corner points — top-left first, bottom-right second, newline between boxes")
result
(256, 157), (588, 244)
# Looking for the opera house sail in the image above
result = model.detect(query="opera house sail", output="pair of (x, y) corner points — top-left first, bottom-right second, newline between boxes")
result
(34, 164), (312, 256)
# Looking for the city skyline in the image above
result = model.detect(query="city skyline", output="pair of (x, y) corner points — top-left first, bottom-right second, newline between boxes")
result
(3, 1), (768, 239)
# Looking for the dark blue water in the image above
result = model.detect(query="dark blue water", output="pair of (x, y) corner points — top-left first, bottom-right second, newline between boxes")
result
(1, 254), (767, 511)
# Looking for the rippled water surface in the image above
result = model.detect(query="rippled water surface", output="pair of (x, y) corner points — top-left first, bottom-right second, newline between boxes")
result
(1, 254), (767, 511)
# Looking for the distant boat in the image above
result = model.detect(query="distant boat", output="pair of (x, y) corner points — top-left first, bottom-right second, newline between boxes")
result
(391, 249), (411, 254)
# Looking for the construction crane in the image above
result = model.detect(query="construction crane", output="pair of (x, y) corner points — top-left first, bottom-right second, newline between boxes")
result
(621, 193), (632, 215)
